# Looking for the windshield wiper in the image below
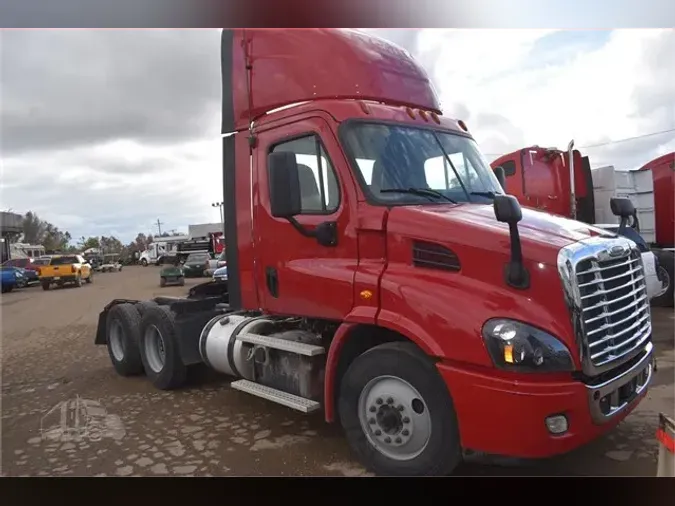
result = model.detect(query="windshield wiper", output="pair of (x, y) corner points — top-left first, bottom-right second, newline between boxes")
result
(380, 187), (457, 204)
(469, 191), (499, 199)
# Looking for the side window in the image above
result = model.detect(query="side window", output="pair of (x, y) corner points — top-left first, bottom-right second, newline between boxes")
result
(501, 160), (517, 177)
(271, 135), (340, 214)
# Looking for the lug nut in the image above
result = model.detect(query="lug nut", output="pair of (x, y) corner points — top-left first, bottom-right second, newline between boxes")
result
(397, 405), (404, 411)
(395, 437), (402, 443)
(384, 437), (391, 443)
(402, 429), (409, 436)
(376, 398), (383, 405)
(403, 417), (410, 424)
(368, 418), (376, 424)
(374, 429), (382, 436)
(386, 397), (394, 404)
(369, 406), (376, 413)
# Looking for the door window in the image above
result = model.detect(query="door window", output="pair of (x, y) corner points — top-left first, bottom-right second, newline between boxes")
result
(271, 135), (340, 214)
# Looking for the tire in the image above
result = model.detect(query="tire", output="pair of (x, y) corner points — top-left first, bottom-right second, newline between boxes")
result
(160, 278), (166, 288)
(106, 303), (144, 376)
(179, 277), (185, 287)
(74, 275), (83, 287)
(42, 282), (50, 291)
(338, 341), (462, 476)
(651, 251), (674, 307)
(86, 272), (93, 284)
(5, 285), (13, 293)
(134, 300), (158, 317)
(139, 305), (186, 390)
(141, 258), (148, 267)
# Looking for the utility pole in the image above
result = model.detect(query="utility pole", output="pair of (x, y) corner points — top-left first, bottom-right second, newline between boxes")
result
(155, 219), (164, 236)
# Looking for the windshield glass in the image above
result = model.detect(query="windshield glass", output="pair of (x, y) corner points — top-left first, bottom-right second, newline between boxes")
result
(341, 122), (504, 204)
(187, 253), (209, 263)
(33, 258), (50, 265)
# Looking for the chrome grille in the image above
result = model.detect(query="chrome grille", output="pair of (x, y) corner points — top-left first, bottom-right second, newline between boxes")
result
(557, 237), (652, 377)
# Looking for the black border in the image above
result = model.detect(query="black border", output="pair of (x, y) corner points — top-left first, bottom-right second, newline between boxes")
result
(1, 0), (673, 28)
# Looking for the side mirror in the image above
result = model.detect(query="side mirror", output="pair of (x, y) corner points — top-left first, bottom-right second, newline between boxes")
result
(610, 197), (635, 218)
(268, 152), (302, 218)
(493, 166), (506, 192)
(610, 197), (637, 234)
(493, 194), (529, 290)
(493, 194), (522, 224)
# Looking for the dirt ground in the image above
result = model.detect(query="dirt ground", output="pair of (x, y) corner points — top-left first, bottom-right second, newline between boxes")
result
(1, 265), (673, 477)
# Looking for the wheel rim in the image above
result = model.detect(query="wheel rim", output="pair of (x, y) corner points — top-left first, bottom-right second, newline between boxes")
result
(358, 375), (432, 461)
(109, 320), (125, 362)
(656, 266), (670, 298)
(144, 324), (166, 373)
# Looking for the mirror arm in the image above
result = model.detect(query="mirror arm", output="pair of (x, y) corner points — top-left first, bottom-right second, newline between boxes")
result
(287, 217), (316, 238)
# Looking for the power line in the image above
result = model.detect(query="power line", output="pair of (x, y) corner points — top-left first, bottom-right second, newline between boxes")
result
(484, 128), (675, 158)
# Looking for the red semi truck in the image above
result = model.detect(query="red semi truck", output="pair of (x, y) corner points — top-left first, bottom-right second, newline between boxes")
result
(95, 29), (655, 476)
(491, 145), (674, 307)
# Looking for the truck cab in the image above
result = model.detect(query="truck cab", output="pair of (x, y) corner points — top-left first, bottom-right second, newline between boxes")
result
(95, 29), (655, 476)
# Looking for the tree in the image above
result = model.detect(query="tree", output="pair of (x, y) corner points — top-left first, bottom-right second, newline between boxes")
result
(21, 211), (72, 251)
(79, 236), (100, 250)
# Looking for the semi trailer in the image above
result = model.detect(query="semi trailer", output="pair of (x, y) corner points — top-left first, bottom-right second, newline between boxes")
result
(95, 29), (655, 476)
(491, 145), (674, 307)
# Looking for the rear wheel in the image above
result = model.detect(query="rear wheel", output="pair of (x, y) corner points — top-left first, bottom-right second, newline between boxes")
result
(106, 303), (144, 376)
(139, 305), (186, 390)
(338, 342), (462, 476)
(160, 278), (167, 288)
(42, 282), (50, 291)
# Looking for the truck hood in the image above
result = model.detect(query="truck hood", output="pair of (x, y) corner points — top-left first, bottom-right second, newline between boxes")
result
(388, 203), (616, 264)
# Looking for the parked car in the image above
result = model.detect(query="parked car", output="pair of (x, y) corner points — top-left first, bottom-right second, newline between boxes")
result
(212, 265), (228, 283)
(2, 257), (41, 281)
(182, 252), (211, 278)
(1, 267), (25, 293)
(205, 250), (227, 276)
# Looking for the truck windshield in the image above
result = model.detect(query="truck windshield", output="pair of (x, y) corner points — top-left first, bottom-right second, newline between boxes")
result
(341, 122), (504, 204)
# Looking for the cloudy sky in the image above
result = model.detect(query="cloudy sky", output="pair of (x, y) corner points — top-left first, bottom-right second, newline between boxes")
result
(1, 28), (673, 244)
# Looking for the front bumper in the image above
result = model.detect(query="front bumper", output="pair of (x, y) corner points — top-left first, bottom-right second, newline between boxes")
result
(437, 342), (654, 458)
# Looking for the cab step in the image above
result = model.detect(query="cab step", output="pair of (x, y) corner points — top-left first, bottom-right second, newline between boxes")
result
(236, 333), (325, 356)
(230, 380), (321, 414)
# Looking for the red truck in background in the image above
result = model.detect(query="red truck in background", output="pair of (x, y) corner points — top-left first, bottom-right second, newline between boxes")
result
(491, 145), (674, 307)
(94, 29), (655, 476)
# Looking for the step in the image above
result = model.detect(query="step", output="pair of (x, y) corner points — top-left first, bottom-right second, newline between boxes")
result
(230, 380), (321, 414)
(236, 333), (325, 356)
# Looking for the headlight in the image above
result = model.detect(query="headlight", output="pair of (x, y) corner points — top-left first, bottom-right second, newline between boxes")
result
(14, 271), (22, 279)
(482, 318), (574, 373)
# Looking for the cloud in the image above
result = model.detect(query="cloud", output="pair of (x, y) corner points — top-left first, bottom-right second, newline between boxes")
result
(1, 28), (673, 244)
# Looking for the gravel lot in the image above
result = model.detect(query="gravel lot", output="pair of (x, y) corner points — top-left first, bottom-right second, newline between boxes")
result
(1, 265), (673, 476)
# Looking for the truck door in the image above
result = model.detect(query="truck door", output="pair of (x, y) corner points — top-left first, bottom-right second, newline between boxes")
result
(254, 117), (358, 319)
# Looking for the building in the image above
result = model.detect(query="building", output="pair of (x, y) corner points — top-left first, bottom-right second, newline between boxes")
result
(188, 223), (223, 239)
(1, 211), (23, 263)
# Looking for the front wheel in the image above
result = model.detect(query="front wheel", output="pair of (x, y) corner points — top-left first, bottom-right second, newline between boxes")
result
(338, 342), (462, 476)
(652, 251), (674, 307)
(86, 272), (93, 284)
(141, 258), (148, 267)
(41, 282), (50, 291)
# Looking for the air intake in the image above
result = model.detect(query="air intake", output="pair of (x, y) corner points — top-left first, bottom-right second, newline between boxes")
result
(412, 241), (460, 272)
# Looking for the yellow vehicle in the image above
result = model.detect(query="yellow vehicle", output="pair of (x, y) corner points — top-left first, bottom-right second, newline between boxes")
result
(38, 254), (93, 290)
